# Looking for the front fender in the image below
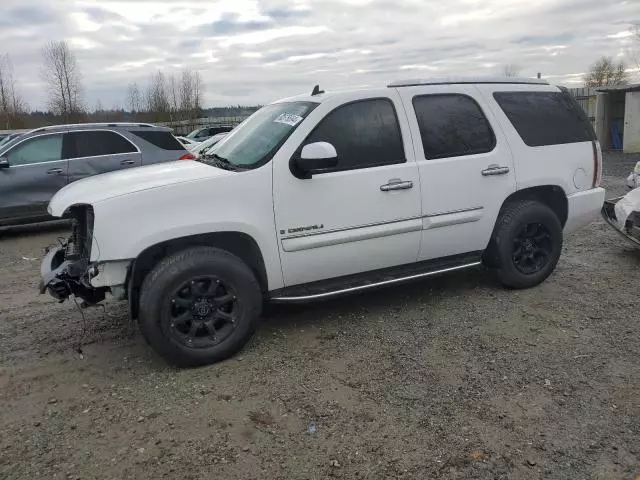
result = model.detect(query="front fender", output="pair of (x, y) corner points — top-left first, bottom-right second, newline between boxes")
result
(88, 167), (284, 290)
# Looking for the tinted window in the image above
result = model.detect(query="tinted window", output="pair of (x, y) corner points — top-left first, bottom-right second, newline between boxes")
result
(493, 91), (596, 147)
(304, 99), (405, 171)
(210, 126), (232, 135)
(7, 134), (63, 166)
(130, 131), (184, 150)
(66, 130), (136, 158)
(412, 94), (495, 159)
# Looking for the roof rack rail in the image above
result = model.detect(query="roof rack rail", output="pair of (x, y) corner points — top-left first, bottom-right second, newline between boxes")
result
(388, 76), (549, 88)
(30, 122), (158, 133)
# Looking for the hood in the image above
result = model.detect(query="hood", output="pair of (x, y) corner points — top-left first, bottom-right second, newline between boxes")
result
(49, 160), (232, 217)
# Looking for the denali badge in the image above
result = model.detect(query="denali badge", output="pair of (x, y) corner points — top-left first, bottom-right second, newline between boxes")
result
(282, 224), (324, 234)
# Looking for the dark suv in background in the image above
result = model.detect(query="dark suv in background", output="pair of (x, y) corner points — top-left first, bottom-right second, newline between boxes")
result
(0, 123), (193, 226)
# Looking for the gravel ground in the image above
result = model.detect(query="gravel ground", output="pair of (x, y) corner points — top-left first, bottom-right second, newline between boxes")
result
(1, 153), (639, 480)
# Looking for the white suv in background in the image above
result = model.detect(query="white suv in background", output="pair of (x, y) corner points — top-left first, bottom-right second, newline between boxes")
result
(40, 77), (605, 367)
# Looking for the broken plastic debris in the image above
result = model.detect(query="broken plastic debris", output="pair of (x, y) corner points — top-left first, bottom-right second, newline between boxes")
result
(308, 422), (316, 434)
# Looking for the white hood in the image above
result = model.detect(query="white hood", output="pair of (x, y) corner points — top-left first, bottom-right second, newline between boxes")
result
(48, 160), (232, 216)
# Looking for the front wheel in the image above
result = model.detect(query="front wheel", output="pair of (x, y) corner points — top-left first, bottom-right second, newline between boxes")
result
(487, 200), (563, 289)
(138, 247), (262, 367)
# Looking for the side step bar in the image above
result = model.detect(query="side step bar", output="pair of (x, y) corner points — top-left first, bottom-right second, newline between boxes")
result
(270, 260), (482, 303)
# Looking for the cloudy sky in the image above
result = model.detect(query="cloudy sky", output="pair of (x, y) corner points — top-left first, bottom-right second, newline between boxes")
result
(1, 0), (638, 110)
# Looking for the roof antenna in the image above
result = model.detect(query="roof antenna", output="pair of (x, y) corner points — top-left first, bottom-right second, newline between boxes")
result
(311, 84), (324, 96)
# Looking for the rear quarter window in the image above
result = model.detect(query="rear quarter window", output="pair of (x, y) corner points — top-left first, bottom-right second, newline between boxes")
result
(493, 91), (595, 147)
(129, 130), (185, 150)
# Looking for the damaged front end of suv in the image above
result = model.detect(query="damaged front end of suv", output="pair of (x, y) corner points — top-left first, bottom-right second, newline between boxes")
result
(602, 189), (640, 248)
(39, 205), (109, 305)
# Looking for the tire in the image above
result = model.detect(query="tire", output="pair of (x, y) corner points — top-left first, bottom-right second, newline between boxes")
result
(138, 247), (262, 367)
(487, 200), (563, 289)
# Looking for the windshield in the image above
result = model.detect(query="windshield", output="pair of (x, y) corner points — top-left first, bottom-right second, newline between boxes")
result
(186, 129), (204, 139)
(209, 101), (318, 169)
(195, 133), (227, 155)
(0, 134), (20, 149)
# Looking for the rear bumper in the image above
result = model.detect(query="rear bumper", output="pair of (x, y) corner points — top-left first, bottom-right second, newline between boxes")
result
(564, 187), (606, 234)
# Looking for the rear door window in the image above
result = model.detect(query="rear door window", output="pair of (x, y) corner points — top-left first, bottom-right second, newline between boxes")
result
(412, 94), (496, 159)
(130, 131), (185, 150)
(493, 91), (596, 146)
(66, 130), (137, 158)
(6, 134), (63, 166)
(303, 98), (405, 172)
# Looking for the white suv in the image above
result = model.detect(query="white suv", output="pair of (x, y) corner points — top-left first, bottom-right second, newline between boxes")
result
(40, 77), (605, 366)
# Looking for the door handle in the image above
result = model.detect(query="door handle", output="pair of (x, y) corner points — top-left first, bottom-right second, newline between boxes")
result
(120, 160), (136, 166)
(46, 168), (64, 175)
(380, 179), (413, 191)
(481, 164), (510, 176)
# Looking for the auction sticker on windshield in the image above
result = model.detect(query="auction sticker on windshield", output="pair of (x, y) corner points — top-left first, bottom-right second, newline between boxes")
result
(274, 113), (304, 127)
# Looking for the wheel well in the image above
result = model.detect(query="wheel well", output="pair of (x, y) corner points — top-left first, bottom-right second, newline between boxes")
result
(483, 185), (568, 268)
(128, 232), (267, 319)
(501, 186), (568, 227)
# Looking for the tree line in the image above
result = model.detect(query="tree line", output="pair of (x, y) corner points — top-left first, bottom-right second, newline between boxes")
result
(126, 70), (204, 123)
(0, 40), (208, 130)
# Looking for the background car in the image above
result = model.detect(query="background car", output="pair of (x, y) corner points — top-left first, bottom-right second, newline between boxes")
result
(185, 125), (233, 142)
(188, 132), (228, 158)
(0, 122), (194, 226)
(175, 136), (200, 150)
(0, 132), (24, 148)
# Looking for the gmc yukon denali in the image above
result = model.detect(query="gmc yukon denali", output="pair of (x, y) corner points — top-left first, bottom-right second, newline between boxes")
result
(40, 78), (605, 366)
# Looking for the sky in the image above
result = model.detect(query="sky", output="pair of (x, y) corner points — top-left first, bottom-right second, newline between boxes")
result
(1, 0), (639, 110)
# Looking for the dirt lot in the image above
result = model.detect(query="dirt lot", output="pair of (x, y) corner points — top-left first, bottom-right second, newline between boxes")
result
(1, 153), (639, 480)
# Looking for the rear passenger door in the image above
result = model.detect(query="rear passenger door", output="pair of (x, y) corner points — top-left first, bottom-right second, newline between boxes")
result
(397, 85), (516, 261)
(66, 129), (141, 183)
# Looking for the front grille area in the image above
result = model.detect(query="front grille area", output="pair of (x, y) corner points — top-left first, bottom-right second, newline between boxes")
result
(66, 206), (94, 260)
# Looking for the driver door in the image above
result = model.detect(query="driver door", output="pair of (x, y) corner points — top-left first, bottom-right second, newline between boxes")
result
(272, 90), (422, 287)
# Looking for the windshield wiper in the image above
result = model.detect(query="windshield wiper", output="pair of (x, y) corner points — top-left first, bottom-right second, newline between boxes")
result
(200, 153), (244, 171)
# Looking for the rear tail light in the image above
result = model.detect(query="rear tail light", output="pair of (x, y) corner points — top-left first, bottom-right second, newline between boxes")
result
(179, 153), (196, 161)
(592, 140), (602, 188)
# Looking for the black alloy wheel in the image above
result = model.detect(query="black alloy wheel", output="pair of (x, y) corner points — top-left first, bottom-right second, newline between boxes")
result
(168, 276), (238, 349)
(138, 247), (262, 367)
(512, 223), (553, 275)
(487, 200), (563, 289)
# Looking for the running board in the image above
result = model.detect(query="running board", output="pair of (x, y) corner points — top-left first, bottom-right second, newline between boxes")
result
(270, 252), (483, 303)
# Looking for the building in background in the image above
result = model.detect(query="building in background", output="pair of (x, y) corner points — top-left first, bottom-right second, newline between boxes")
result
(570, 85), (640, 153)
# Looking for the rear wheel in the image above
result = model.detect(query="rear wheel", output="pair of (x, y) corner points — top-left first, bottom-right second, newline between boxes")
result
(138, 247), (262, 367)
(487, 200), (563, 289)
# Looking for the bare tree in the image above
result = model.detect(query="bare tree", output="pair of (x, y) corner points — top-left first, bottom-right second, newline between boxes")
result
(502, 64), (520, 77)
(168, 74), (179, 117)
(179, 70), (194, 118)
(192, 70), (203, 117)
(41, 41), (84, 120)
(633, 26), (640, 71)
(0, 54), (27, 129)
(145, 71), (170, 121)
(126, 82), (142, 114)
(584, 56), (628, 87)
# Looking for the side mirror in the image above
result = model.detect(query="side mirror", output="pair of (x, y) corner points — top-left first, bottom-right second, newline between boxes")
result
(0, 157), (9, 169)
(292, 142), (338, 179)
